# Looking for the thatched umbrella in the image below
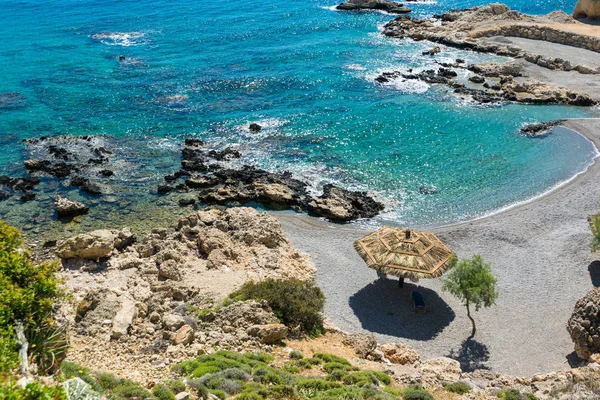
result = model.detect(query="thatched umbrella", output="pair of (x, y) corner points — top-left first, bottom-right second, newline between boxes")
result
(354, 227), (455, 287)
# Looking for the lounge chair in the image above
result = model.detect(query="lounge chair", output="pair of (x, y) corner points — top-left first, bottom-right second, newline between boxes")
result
(412, 291), (427, 313)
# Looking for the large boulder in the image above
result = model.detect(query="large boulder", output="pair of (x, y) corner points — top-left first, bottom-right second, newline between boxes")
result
(343, 333), (377, 358)
(574, 0), (600, 19)
(380, 343), (420, 364)
(566, 288), (600, 359)
(246, 324), (288, 344)
(56, 228), (134, 259)
(307, 184), (384, 222)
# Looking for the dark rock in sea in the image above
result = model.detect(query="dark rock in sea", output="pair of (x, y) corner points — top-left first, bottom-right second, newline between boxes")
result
(48, 145), (72, 161)
(438, 68), (458, 78)
(249, 123), (262, 132)
(69, 177), (102, 195)
(12, 177), (41, 192)
(456, 59), (465, 64)
(55, 195), (89, 217)
(468, 75), (486, 84)
(178, 198), (196, 207)
(184, 138), (205, 147)
(43, 240), (57, 248)
(422, 46), (441, 56)
(157, 185), (174, 194)
(185, 176), (219, 189)
(419, 186), (439, 195)
(0, 92), (27, 110)
(519, 120), (564, 138)
(206, 148), (242, 161)
(99, 169), (114, 177)
(337, 0), (411, 14)
(453, 87), (505, 103)
(20, 192), (36, 202)
(0, 192), (9, 201)
(0, 176), (13, 186)
(483, 82), (502, 90)
(307, 184), (384, 221)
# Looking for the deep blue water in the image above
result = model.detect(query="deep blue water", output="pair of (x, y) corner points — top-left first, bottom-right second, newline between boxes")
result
(0, 0), (597, 229)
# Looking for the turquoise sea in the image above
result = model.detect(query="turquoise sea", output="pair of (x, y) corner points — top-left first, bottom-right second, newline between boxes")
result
(0, 0), (597, 233)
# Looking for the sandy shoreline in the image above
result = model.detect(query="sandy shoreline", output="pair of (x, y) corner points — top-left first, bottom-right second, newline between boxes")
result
(273, 118), (600, 377)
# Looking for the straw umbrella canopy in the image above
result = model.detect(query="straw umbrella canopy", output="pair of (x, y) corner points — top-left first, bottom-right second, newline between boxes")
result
(354, 226), (455, 281)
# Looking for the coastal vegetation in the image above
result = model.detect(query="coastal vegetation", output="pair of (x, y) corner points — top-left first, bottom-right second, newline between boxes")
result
(230, 279), (325, 336)
(442, 255), (498, 336)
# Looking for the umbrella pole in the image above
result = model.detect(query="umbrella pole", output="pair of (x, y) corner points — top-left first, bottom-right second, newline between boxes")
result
(398, 277), (404, 288)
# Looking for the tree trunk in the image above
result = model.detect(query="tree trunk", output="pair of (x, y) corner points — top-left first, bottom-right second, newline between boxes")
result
(16, 321), (29, 377)
(466, 301), (476, 337)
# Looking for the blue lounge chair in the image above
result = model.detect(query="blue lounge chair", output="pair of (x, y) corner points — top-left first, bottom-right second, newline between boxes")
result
(412, 291), (427, 313)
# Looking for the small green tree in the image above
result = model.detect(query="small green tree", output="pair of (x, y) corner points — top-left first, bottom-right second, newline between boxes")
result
(442, 255), (498, 337)
(589, 214), (600, 252)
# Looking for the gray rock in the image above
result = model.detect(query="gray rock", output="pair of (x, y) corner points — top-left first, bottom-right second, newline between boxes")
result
(54, 195), (89, 217)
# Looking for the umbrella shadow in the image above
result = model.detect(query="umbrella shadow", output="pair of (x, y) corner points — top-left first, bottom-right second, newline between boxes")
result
(589, 261), (600, 287)
(348, 278), (455, 341)
(446, 337), (490, 372)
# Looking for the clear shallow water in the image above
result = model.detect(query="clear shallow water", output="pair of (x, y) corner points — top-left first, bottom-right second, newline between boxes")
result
(0, 0), (597, 230)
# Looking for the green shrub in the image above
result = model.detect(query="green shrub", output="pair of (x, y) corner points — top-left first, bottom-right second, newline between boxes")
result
(0, 381), (67, 400)
(323, 362), (356, 374)
(402, 388), (435, 400)
(237, 391), (263, 400)
(173, 351), (271, 379)
(111, 379), (151, 399)
(60, 362), (103, 393)
(209, 389), (227, 400)
(289, 350), (303, 360)
(444, 381), (471, 394)
(196, 384), (209, 399)
(313, 353), (351, 365)
(0, 221), (67, 375)
(164, 379), (186, 394)
(297, 378), (341, 391)
(152, 384), (176, 400)
(96, 372), (122, 391)
(327, 368), (349, 381)
(63, 378), (102, 400)
(498, 388), (538, 400)
(230, 278), (325, 334)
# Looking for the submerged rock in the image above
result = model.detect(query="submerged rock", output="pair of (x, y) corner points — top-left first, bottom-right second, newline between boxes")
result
(519, 120), (564, 137)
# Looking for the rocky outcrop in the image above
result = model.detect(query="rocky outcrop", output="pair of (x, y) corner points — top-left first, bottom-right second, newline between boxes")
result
(382, 4), (600, 72)
(307, 184), (385, 221)
(160, 140), (384, 222)
(519, 120), (564, 137)
(375, 65), (595, 106)
(246, 324), (288, 344)
(380, 343), (420, 365)
(337, 0), (411, 14)
(343, 333), (378, 358)
(574, 0), (600, 19)
(56, 228), (134, 260)
(566, 288), (600, 360)
(0, 176), (40, 203)
(54, 196), (89, 217)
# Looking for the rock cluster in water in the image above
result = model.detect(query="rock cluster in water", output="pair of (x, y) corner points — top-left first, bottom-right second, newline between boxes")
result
(23, 135), (117, 196)
(375, 61), (595, 106)
(158, 139), (385, 222)
(336, 0), (411, 14)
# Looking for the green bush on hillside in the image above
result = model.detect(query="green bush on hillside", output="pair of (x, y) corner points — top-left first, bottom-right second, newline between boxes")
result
(444, 381), (471, 394)
(230, 278), (325, 335)
(0, 221), (67, 376)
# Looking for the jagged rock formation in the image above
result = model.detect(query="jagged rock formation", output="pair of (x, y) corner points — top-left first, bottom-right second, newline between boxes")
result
(375, 64), (595, 106)
(574, 0), (600, 19)
(337, 0), (411, 14)
(159, 140), (384, 222)
(54, 196), (89, 217)
(56, 228), (135, 260)
(567, 288), (600, 360)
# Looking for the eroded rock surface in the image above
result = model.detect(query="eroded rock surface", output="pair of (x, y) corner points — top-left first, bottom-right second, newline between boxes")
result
(567, 287), (600, 360)
(337, 0), (411, 14)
